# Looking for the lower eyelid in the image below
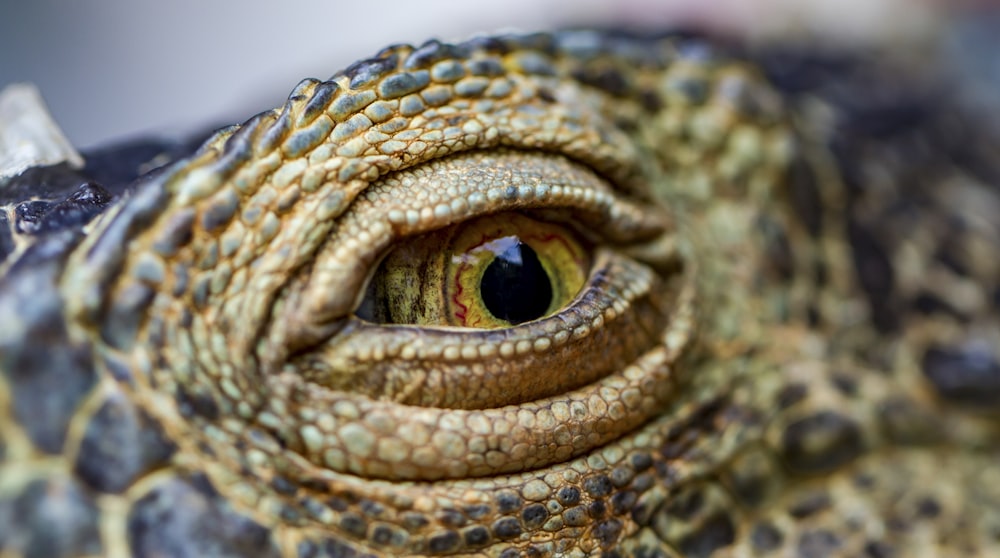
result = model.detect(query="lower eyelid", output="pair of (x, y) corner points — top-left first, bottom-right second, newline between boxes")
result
(298, 248), (672, 409)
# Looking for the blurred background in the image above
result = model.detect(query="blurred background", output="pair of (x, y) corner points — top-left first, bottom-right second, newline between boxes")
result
(0, 0), (995, 149)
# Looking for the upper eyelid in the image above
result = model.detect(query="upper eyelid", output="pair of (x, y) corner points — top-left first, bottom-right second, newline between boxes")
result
(288, 149), (672, 327)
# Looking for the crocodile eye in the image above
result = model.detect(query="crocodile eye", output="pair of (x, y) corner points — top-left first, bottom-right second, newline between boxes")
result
(449, 213), (589, 328)
(357, 212), (589, 328)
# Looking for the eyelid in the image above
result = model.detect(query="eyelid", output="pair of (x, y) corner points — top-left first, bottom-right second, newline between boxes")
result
(283, 149), (673, 333)
(292, 247), (670, 409)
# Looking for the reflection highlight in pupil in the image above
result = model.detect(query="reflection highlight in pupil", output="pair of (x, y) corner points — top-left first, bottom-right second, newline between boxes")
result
(479, 237), (553, 324)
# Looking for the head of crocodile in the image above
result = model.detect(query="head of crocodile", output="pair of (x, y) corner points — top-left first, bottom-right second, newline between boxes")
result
(1, 30), (998, 558)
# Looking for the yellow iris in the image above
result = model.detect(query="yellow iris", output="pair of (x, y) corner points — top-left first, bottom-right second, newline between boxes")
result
(358, 212), (589, 328)
(446, 213), (588, 328)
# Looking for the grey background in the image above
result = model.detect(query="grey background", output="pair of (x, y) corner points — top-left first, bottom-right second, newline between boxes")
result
(0, 0), (961, 149)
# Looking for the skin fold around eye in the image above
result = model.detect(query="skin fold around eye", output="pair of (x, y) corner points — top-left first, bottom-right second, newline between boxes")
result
(262, 149), (689, 482)
(285, 150), (685, 414)
(357, 212), (589, 328)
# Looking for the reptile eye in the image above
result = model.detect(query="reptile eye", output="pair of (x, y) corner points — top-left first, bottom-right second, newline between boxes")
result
(357, 212), (589, 328)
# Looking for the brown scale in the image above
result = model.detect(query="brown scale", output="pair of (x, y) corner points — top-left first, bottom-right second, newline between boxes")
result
(0, 29), (998, 558)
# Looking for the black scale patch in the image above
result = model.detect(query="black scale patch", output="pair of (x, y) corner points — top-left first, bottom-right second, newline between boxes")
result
(73, 389), (175, 493)
(0, 476), (102, 558)
(127, 474), (281, 558)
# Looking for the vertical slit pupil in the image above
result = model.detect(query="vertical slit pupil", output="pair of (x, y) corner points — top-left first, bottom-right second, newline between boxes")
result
(480, 240), (553, 324)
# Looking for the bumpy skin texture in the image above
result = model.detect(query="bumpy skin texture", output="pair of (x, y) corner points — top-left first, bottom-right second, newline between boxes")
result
(1, 31), (999, 557)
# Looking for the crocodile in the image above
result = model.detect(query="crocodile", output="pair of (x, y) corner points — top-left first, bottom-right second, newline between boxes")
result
(0, 30), (998, 557)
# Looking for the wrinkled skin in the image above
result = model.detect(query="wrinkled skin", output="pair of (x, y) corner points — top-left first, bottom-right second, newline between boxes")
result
(1, 29), (999, 558)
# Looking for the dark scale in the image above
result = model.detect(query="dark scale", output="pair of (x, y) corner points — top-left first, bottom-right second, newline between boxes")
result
(480, 239), (552, 324)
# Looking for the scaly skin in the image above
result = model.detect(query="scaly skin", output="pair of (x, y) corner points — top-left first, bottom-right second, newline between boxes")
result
(1, 31), (999, 557)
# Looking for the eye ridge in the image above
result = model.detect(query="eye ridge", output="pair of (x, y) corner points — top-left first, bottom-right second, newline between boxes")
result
(479, 237), (554, 325)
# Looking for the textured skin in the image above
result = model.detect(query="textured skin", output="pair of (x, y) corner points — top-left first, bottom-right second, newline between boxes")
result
(1, 30), (999, 557)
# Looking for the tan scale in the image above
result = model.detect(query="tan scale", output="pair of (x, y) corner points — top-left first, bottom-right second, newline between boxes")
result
(0, 30), (998, 557)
